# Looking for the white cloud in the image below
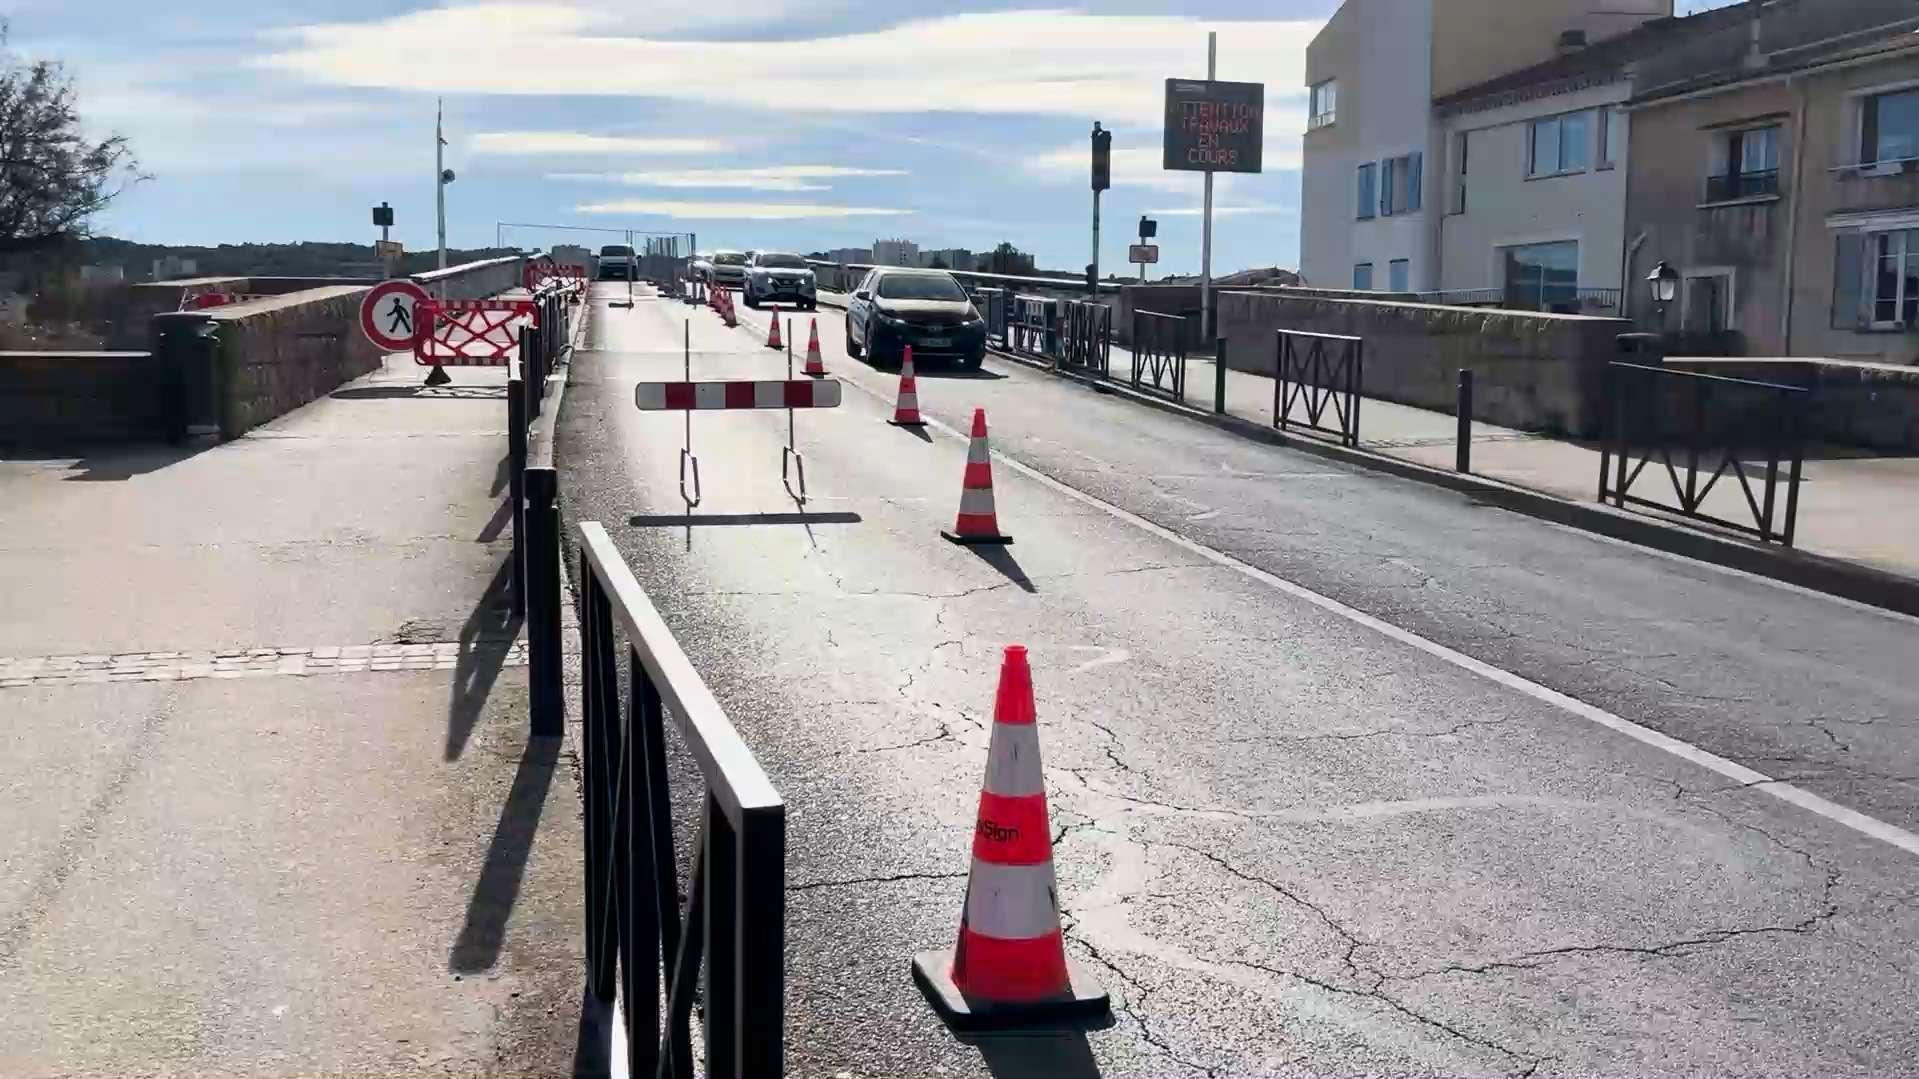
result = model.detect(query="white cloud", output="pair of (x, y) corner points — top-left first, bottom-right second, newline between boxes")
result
(260, 6), (1318, 125)
(575, 199), (913, 219)
(1026, 123), (1304, 195)
(470, 131), (727, 155)
(549, 165), (907, 191)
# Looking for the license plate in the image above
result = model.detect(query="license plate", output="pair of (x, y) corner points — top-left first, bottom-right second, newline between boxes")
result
(919, 336), (951, 348)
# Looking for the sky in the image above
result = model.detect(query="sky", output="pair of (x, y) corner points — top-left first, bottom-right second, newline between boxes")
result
(7, 0), (1740, 276)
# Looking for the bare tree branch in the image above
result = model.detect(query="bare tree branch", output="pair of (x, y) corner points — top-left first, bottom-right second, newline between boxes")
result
(0, 20), (145, 251)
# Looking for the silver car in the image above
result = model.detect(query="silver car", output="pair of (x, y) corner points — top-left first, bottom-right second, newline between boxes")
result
(707, 250), (748, 288)
(742, 252), (818, 310)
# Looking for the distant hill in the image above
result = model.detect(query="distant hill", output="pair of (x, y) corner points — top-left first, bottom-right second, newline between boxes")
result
(76, 238), (524, 281)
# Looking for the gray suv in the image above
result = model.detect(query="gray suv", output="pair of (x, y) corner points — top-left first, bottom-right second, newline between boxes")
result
(742, 252), (818, 310)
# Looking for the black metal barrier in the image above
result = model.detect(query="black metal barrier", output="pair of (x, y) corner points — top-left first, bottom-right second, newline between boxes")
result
(575, 521), (786, 1079)
(511, 317), (567, 736)
(1058, 300), (1111, 376)
(1130, 310), (1187, 400)
(1007, 294), (1058, 357)
(1598, 362), (1806, 545)
(1274, 329), (1363, 447)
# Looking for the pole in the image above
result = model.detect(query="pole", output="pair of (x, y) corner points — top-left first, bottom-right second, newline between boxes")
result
(1092, 188), (1101, 295)
(1201, 31), (1216, 343)
(435, 98), (448, 272)
(1456, 369), (1474, 474)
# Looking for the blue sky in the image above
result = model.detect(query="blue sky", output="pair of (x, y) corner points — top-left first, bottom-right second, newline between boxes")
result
(8, 0), (1736, 275)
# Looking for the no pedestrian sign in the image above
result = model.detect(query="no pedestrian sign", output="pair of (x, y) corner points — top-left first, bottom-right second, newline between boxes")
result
(1163, 78), (1265, 174)
(359, 279), (430, 352)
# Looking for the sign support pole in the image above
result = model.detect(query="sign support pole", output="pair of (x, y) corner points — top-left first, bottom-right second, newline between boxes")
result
(1201, 30), (1216, 344)
(435, 98), (448, 273)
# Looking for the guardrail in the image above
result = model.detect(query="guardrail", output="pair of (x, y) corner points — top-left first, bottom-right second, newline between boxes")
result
(1274, 329), (1363, 447)
(575, 521), (786, 1078)
(1130, 310), (1188, 401)
(1598, 362), (1805, 545)
(804, 260), (1124, 296)
(1059, 300), (1112, 377)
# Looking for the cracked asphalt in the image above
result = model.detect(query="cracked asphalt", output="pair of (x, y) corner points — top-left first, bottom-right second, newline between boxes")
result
(556, 285), (1919, 1077)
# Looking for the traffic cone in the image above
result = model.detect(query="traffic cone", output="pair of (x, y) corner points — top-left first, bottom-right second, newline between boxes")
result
(888, 345), (926, 427)
(941, 409), (1011, 545)
(912, 645), (1108, 1029)
(722, 290), (737, 328)
(803, 319), (826, 376)
(766, 313), (783, 350)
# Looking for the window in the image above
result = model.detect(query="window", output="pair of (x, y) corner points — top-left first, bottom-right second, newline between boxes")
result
(1862, 88), (1919, 165)
(877, 272), (967, 301)
(1502, 240), (1579, 310)
(1354, 263), (1374, 290)
(1871, 229), (1919, 326)
(1310, 79), (1337, 129)
(1380, 152), (1422, 215)
(757, 253), (806, 268)
(1357, 163), (1376, 219)
(1388, 259), (1410, 293)
(1683, 272), (1732, 334)
(1529, 111), (1592, 176)
(1450, 132), (1469, 214)
(1598, 107), (1621, 170)
(1707, 125), (1781, 201)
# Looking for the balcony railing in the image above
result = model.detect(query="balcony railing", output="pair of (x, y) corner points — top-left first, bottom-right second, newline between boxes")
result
(1703, 169), (1780, 203)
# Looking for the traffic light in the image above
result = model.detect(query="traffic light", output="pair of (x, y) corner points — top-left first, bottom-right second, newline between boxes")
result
(1091, 122), (1112, 192)
(372, 202), (394, 227)
(1138, 215), (1157, 240)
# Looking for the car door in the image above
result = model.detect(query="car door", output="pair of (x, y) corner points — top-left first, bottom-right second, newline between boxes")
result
(852, 271), (877, 343)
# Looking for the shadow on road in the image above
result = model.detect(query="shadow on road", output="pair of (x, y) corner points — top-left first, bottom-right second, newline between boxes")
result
(627, 511), (862, 528)
(329, 385), (508, 400)
(892, 423), (935, 444)
(478, 494), (514, 543)
(962, 1026), (1105, 1078)
(917, 367), (1008, 381)
(448, 732), (560, 973)
(18, 441), (211, 482)
(966, 542), (1038, 593)
(445, 557), (522, 761)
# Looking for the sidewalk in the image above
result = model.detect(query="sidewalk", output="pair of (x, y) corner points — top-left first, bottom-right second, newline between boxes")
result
(0, 353), (584, 1076)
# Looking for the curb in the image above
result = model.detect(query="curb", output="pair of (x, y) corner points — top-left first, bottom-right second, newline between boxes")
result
(825, 290), (1919, 618)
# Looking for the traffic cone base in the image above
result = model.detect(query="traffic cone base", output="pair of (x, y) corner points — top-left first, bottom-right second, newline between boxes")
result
(911, 948), (1109, 1030)
(941, 528), (1013, 546)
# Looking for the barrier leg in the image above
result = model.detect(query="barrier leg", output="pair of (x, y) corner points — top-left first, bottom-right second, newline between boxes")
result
(526, 466), (563, 737)
(509, 374), (527, 619)
(1214, 337), (1227, 415)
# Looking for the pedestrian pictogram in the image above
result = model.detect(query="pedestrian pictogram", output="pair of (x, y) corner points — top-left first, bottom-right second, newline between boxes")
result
(359, 279), (431, 352)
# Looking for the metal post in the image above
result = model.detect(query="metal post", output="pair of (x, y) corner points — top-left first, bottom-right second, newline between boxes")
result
(1456, 368), (1474, 474)
(1214, 336), (1227, 414)
(1200, 30), (1216, 343)
(508, 371), (527, 618)
(436, 98), (448, 272)
(1091, 188), (1102, 295)
(704, 797), (738, 1077)
(526, 466), (563, 737)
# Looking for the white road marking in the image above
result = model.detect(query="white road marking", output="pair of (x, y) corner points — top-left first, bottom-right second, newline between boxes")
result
(834, 374), (1919, 860)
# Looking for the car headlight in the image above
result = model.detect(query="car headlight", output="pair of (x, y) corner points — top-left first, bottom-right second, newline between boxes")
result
(877, 311), (906, 327)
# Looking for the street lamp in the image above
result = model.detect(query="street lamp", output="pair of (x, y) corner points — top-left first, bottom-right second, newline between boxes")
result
(1646, 260), (1679, 321)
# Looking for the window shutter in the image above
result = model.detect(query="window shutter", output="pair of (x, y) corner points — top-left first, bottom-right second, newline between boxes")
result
(1381, 158), (1395, 216)
(1408, 152), (1423, 211)
(1832, 232), (1866, 329)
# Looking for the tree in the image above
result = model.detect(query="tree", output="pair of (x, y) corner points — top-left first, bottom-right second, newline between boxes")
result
(0, 24), (142, 256)
(928, 256), (948, 269)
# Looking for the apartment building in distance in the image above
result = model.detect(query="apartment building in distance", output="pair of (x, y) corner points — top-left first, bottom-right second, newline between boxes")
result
(1622, 0), (1919, 361)
(1299, 0), (1672, 295)
(871, 238), (920, 266)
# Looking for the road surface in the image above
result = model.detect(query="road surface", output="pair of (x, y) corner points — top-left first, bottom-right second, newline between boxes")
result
(557, 283), (1919, 1078)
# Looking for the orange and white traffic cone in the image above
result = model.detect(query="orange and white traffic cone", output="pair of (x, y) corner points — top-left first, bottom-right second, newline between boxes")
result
(888, 345), (926, 427)
(941, 408), (1010, 545)
(722, 289), (737, 328)
(765, 313), (783, 350)
(912, 645), (1108, 1028)
(803, 318), (826, 376)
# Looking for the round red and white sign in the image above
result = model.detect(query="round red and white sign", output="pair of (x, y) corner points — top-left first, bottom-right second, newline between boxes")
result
(359, 279), (431, 351)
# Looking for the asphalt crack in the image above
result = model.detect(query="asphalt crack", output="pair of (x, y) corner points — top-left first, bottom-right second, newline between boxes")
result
(785, 870), (966, 893)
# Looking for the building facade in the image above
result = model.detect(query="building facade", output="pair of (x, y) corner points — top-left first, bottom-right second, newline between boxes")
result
(1624, 0), (1919, 361)
(871, 238), (920, 267)
(1300, 0), (1671, 293)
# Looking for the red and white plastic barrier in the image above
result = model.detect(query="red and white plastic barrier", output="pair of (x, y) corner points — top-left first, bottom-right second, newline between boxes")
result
(634, 379), (842, 411)
(413, 298), (538, 366)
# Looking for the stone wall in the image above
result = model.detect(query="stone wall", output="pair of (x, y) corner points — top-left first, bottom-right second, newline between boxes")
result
(0, 352), (167, 445)
(1214, 291), (1633, 437)
(204, 286), (383, 438)
(1667, 357), (1919, 453)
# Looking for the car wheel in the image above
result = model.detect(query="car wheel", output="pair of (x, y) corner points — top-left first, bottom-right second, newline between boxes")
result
(744, 291), (759, 309)
(845, 318), (865, 358)
(963, 349), (985, 371)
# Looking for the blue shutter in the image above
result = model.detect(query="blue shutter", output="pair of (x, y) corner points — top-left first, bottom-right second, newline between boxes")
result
(1408, 152), (1423, 212)
(1380, 158), (1395, 216)
(1357, 165), (1375, 219)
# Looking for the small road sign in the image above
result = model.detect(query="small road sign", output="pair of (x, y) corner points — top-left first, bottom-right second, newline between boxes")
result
(360, 279), (430, 352)
(1129, 244), (1160, 265)
(374, 240), (404, 259)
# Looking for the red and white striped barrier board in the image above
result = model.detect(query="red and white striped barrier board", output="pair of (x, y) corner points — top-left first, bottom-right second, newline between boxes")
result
(634, 379), (842, 411)
(413, 298), (538, 365)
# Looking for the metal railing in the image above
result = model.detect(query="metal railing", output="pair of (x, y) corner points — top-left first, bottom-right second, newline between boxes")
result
(510, 321), (565, 735)
(970, 286), (1010, 348)
(804, 259), (1124, 296)
(1704, 169), (1780, 203)
(1274, 329), (1363, 447)
(1598, 362), (1806, 545)
(1414, 286), (1622, 312)
(1130, 310), (1187, 400)
(1007, 295), (1059, 357)
(575, 522), (786, 1078)
(1058, 300), (1112, 376)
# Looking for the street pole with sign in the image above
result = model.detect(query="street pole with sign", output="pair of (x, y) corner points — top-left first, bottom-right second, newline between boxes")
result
(1202, 32), (1215, 341)
(1137, 215), (1157, 283)
(1162, 37), (1263, 342)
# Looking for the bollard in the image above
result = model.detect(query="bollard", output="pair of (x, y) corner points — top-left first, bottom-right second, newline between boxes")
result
(526, 324), (545, 418)
(1456, 368), (1474, 474)
(526, 465), (564, 737)
(1214, 337), (1228, 415)
(508, 374), (528, 618)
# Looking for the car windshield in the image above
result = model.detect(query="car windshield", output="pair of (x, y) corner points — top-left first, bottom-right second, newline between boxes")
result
(714, 253), (747, 265)
(877, 273), (967, 301)
(599, 245), (632, 257)
(758, 254), (806, 269)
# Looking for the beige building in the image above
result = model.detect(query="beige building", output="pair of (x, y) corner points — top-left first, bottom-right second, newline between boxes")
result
(1624, 0), (1919, 362)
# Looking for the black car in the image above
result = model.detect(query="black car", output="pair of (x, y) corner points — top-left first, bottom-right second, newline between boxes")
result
(845, 268), (987, 368)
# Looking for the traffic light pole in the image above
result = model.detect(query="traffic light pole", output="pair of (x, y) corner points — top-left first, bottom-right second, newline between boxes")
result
(1201, 31), (1216, 343)
(1091, 188), (1101, 295)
